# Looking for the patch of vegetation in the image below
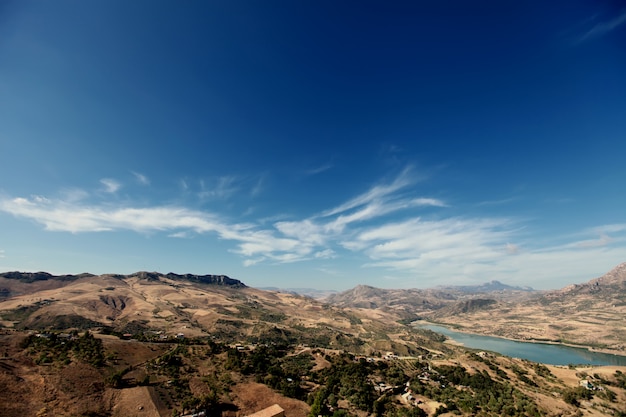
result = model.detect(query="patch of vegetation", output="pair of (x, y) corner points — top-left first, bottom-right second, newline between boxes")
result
(532, 362), (554, 379)
(397, 317), (421, 326)
(0, 304), (42, 321)
(335, 310), (362, 325)
(562, 386), (593, 406)
(106, 367), (132, 388)
(225, 344), (308, 400)
(21, 330), (105, 366)
(612, 369), (626, 389)
(309, 354), (377, 414)
(509, 363), (538, 387)
(596, 387), (617, 402)
(118, 320), (150, 335)
(409, 364), (542, 416)
(468, 353), (509, 380)
(259, 311), (287, 323)
(412, 327), (447, 343)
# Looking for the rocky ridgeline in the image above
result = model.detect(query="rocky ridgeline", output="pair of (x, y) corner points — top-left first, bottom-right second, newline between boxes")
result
(549, 262), (626, 297)
(0, 270), (246, 287)
(0, 271), (94, 282)
(164, 272), (246, 287)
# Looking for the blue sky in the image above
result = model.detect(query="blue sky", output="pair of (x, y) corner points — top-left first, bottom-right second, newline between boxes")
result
(1, 1), (625, 290)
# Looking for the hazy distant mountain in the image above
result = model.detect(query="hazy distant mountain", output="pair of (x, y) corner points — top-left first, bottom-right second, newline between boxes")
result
(3, 264), (625, 354)
(325, 285), (456, 320)
(325, 279), (535, 319)
(436, 280), (534, 293)
(258, 287), (338, 299)
(428, 262), (626, 352)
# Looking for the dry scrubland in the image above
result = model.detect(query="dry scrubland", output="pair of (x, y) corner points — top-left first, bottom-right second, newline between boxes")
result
(0, 266), (625, 416)
(427, 263), (626, 354)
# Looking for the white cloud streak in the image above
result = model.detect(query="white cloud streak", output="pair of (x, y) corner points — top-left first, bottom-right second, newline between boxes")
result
(250, 173), (269, 198)
(132, 171), (150, 185)
(305, 164), (332, 176)
(198, 176), (240, 200)
(0, 170), (444, 266)
(579, 10), (626, 42)
(321, 166), (414, 217)
(198, 175), (267, 200)
(1, 168), (624, 288)
(100, 178), (121, 193)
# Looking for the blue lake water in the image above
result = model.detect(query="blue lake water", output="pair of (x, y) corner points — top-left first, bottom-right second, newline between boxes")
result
(419, 324), (626, 366)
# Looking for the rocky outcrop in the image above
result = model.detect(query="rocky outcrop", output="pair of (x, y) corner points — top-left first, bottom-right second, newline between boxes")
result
(0, 271), (94, 282)
(165, 272), (246, 287)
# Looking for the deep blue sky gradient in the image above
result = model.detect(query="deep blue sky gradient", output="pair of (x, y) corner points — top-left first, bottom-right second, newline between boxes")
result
(1, 1), (625, 289)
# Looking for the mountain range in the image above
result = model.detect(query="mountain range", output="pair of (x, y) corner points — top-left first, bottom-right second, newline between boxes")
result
(3, 263), (625, 353)
(1, 264), (626, 417)
(324, 263), (626, 353)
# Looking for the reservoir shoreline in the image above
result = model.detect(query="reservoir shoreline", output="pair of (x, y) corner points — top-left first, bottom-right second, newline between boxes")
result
(416, 321), (626, 365)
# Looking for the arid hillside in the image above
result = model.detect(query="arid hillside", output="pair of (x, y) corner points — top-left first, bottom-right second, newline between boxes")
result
(426, 263), (626, 353)
(321, 263), (626, 355)
(0, 271), (436, 356)
(1, 269), (626, 416)
(325, 281), (537, 321)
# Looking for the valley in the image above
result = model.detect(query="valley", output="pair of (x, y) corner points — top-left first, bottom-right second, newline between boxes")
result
(328, 263), (626, 356)
(0, 265), (625, 417)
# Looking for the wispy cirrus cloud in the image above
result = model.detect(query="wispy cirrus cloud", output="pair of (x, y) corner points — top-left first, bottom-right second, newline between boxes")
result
(0, 196), (220, 233)
(344, 217), (513, 271)
(578, 10), (626, 42)
(199, 176), (239, 200)
(60, 187), (89, 202)
(0, 168), (445, 266)
(304, 163), (333, 176)
(100, 178), (121, 193)
(197, 174), (267, 200)
(0, 194), (305, 264)
(1, 167), (624, 288)
(564, 224), (626, 249)
(475, 197), (518, 207)
(132, 171), (150, 185)
(250, 173), (267, 197)
(321, 166), (414, 217)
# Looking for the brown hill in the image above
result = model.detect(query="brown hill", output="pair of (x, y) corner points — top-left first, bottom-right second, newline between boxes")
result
(325, 280), (534, 322)
(435, 298), (498, 315)
(320, 263), (626, 354)
(325, 285), (456, 319)
(0, 271), (438, 356)
(2, 269), (626, 417)
(548, 262), (626, 298)
(426, 262), (626, 353)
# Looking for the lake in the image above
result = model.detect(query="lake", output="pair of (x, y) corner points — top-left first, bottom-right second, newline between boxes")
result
(419, 324), (626, 366)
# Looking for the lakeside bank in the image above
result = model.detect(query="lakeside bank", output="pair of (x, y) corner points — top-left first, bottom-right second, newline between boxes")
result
(416, 321), (626, 366)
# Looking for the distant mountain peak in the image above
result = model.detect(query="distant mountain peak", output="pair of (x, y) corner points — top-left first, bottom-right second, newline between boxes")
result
(595, 262), (626, 284)
(437, 280), (534, 293)
(551, 262), (626, 297)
